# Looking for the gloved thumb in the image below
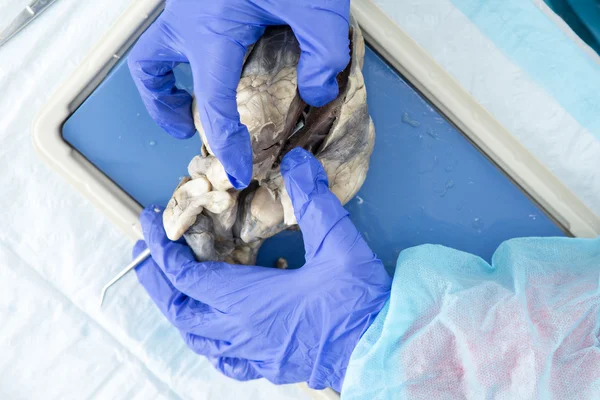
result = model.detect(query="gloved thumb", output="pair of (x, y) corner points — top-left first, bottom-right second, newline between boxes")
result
(289, 5), (351, 107)
(281, 148), (352, 261)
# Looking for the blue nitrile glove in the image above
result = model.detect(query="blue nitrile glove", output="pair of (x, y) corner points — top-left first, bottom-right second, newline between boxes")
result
(133, 148), (391, 391)
(128, 0), (351, 189)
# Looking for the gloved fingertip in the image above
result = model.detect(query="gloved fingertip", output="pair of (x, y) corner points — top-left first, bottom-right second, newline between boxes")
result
(226, 171), (250, 190)
(221, 133), (253, 190)
(281, 149), (330, 219)
(281, 148), (328, 186)
(161, 122), (197, 140)
(203, 119), (253, 190)
(299, 78), (339, 108)
(280, 148), (313, 173)
(295, 15), (349, 108)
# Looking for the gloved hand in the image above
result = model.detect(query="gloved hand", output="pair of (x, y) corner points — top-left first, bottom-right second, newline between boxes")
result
(128, 0), (351, 189)
(133, 148), (391, 391)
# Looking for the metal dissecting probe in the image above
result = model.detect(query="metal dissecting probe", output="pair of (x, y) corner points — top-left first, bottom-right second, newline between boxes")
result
(99, 247), (151, 307)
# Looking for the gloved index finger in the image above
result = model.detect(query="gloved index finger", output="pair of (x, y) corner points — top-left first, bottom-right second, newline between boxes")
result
(186, 25), (266, 190)
(281, 148), (366, 263)
(128, 20), (196, 139)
